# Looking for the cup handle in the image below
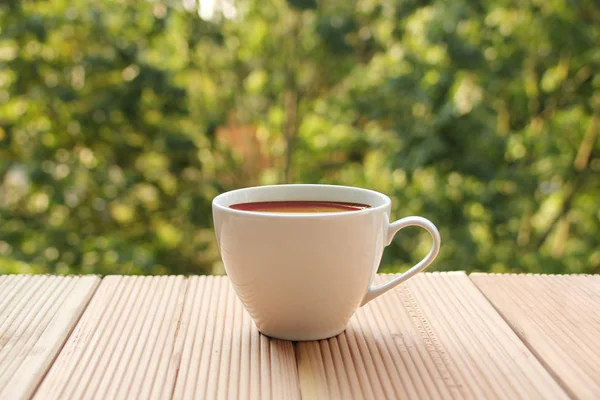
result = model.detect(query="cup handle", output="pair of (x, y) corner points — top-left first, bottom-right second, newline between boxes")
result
(360, 216), (441, 306)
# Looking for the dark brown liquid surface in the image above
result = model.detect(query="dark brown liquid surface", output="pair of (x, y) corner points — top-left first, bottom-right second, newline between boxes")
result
(230, 200), (371, 213)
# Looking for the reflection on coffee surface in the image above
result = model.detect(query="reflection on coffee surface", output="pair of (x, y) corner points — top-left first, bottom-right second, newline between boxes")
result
(230, 201), (371, 213)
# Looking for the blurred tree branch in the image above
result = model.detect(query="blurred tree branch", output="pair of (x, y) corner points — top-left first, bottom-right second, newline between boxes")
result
(535, 115), (598, 250)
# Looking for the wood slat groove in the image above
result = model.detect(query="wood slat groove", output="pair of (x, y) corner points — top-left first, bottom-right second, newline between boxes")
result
(0, 277), (64, 367)
(356, 310), (403, 398)
(399, 278), (461, 399)
(198, 277), (227, 399)
(159, 277), (189, 399)
(184, 276), (216, 399)
(344, 326), (377, 398)
(71, 276), (141, 399)
(374, 286), (434, 399)
(117, 276), (165, 399)
(172, 276), (301, 400)
(409, 274), (495, 398)
(216, 278), (237, 400)
(249, 311), (260, 399)
(229, 285), (244, 400)
(106, 277), (163, 399)
(21, 277), (101, 396)
(36, 276), (142, 399)
(0, 278), (74, 384)
(34, 276), (124, 399)
(383, 286), (445, 399)
(35, 276), (188, 400)
(471, 273), (600, 400)
(317, 339), (341, 397)
(138, 277), (179, 399)
(0, 275), (100, 400)
(296, 272), (569, 399)
(324, 339), (353, 399)
(80, 276), (146, 398)
(260, 332), (271, 398)
(201, 277), (228, 398)
(355, 314), (397, 398)
(90, 276), (157, 399)
(170, 276), (205, 400)
(0, 276), (49, 342)
(0, 275), (29, 315)
(34, 276), (300, 400)
(238, 283), (252, 400)
(149, 276), (189, 399)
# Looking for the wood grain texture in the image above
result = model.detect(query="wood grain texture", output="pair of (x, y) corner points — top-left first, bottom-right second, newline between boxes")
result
(471, 273), (600, 400)
(0, 275), (99, 400)
(33, 275), (300, 400)
(296, 272), (568, 400)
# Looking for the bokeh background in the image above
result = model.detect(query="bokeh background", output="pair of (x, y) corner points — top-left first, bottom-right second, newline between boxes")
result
(1, 0), (599, 275)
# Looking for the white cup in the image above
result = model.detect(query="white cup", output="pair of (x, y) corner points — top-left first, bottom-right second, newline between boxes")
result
(212, 184), (441, 341)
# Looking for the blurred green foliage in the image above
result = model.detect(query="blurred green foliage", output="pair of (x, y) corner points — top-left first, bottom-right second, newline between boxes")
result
(1, 0), (599, 275)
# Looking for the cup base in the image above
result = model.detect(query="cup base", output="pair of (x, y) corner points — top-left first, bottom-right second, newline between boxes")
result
(257, 326), (348, 342)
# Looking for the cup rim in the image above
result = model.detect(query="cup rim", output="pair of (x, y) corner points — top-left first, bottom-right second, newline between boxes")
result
(212, 184), (392, 218)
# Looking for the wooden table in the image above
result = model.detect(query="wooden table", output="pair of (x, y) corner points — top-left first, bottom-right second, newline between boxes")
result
(0, 273), (598, 400)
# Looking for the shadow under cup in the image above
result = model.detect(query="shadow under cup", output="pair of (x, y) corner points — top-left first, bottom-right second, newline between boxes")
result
(212, 184), (393, 341)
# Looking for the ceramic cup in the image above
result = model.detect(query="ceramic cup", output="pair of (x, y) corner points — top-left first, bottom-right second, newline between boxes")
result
(212, 184), (441, 341)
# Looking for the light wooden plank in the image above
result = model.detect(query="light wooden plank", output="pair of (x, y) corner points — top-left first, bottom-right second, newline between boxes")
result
(171, 276), (301, 400)
(296, 272), (568, 400)
(35, 275), (300, 400)
(0, 275), (99, 400)
(34, 276), (187, 400)
(471, 273), (600, 400)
